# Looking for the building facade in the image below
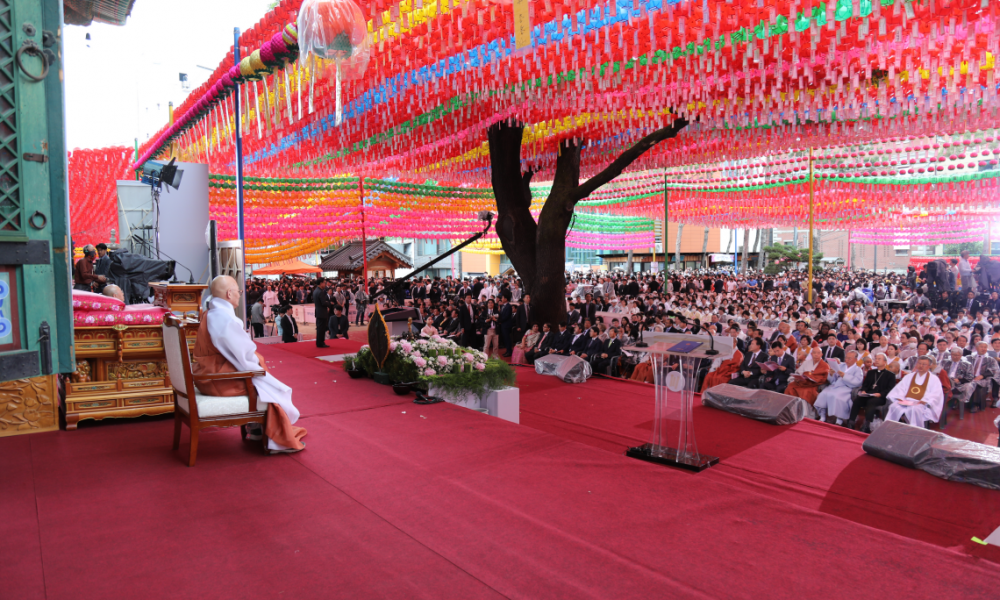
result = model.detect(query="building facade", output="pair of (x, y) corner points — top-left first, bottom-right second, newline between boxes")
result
(771, 228), (947, 273)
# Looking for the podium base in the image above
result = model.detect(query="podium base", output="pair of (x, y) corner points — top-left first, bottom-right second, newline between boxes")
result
(625, 444), (719, 472)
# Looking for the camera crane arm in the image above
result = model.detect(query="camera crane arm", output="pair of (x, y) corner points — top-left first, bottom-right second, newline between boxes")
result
(371, 212), (494, 303)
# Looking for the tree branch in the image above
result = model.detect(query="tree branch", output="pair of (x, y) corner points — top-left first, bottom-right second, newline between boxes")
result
(570, 116), (689, 204)
(519, 169), (534, 208)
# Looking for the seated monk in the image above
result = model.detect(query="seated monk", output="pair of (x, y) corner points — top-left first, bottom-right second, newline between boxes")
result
(784, 346), (830, 405)
(631, 358), (654, 384)
(700, 348), (744, 393)
(102, 284), (125, 302)
(192, 276), (307, 454)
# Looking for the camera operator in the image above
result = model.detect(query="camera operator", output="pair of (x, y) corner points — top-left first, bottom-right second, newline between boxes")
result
(250, 298), (266, 338)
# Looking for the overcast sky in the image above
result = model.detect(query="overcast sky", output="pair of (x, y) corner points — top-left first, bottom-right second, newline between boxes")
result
(64, 0), (272, 150)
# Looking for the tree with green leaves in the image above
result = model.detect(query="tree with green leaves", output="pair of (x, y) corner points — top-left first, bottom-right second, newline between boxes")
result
(762, 244), (824, 275)
(943, 241), (984, 256)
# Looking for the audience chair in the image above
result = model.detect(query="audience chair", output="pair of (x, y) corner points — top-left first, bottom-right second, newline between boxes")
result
(163, 315), (268, 466)
(970, 385), (991, 414)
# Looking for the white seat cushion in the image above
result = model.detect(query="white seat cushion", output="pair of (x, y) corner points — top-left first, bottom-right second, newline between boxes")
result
(177, 393), (251, 418)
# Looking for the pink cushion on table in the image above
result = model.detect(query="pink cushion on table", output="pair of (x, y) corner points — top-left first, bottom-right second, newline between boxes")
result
(72, 290), (125, 312)
(73, 304), (169, 326)
(120, 304), (169, 325)
(74, 311), (120, 326)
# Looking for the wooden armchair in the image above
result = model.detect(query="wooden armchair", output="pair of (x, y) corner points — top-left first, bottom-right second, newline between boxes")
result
(163, 315), (267, 466)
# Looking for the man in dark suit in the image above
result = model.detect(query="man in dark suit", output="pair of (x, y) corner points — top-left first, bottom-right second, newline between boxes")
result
(328, 307), (350, 339)
(578, 327), (602, 363)
(626, 278), (640, 297)
(566, 306), (581, 327)
(580, 294), (597, 322)
(568, 323), (590, 356)
(821, 334), (845, 362)
(278, 306), (300, 343)
(849, 353), (898, 432)
(459, 294), (476, 347)
(730, 338), (768, 388)
(313, 280), (332, 348)
(759, 342), (796, 392)
(964, 290), (986, 316)
(525, 322), (554, 363)
(727, 324), (748, 354)
(515, 294), (532, 344)
(498, 296), (514, 356)
(592, 328), (623, 374)
(548, 322), (572, 355)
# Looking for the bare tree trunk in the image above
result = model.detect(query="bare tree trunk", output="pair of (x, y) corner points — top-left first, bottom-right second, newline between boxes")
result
(755, 228), (765, 269)
(488, 117), (687, 327)
(674, 223), (684, 271)
(701, 227), (710, 268)
(740, 230), (749, 273)
(725, 230), (733, 253)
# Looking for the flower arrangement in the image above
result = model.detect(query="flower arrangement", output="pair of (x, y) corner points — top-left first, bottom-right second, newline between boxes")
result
(345, 335), (514, 402)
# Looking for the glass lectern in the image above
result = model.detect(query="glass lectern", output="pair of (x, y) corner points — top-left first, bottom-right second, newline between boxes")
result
(624, 335), (731, 471)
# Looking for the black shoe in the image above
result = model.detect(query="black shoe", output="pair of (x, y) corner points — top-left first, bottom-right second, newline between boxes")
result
(317, 344), (330, 348)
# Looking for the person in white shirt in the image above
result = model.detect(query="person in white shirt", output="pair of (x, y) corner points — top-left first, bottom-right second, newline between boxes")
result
(959, 250), (976, 294)
(885, 356), (944, 428)
(814, 350), (863, 425)
(479, 281), (497, 301)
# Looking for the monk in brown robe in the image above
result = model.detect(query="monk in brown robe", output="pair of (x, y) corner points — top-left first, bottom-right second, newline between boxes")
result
(700, 349), (744, 393)
(784, 346), (830, 405)
(631, 359), (654, 384)
(193, 276), (306, 454)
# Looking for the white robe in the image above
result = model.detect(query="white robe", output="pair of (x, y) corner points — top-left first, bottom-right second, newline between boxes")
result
(206, 297), (301, 450)
(814, 365), (864, 421)
(262, 290), (279, 318)
(886, 371), (944, 428)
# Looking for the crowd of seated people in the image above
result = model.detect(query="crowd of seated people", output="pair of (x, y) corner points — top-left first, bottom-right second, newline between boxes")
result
(237, 254), (1000, 436)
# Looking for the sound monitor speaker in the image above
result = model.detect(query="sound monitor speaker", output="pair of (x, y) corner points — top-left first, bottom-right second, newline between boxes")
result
(863, 420), (1000, 490)
(702, 384), (817, 425)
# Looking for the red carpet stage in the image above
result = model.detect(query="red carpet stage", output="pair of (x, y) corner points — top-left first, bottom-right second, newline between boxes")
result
(4, 353), (1000, 599)
(515, 369), (1000, 560)
(266, 338), (365, 360)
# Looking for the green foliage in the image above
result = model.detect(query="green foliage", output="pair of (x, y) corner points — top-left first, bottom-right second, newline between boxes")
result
(425, 359), (516, 403)
(343, 354), (357, 370)
(943, 242), (984, 256)
(762, 244), (823, 275)
(345, 340), (515, 400)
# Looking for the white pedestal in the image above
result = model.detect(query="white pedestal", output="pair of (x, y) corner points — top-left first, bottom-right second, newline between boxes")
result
(487, 387), (519, 424)
(429, 385), (519, 424)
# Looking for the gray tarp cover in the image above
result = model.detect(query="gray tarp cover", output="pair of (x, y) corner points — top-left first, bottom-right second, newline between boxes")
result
(863, 420), (1000, 490)
(701, 384), (817, 425)
(107, 249), (175, 304)
(534, 354), (592, 384)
